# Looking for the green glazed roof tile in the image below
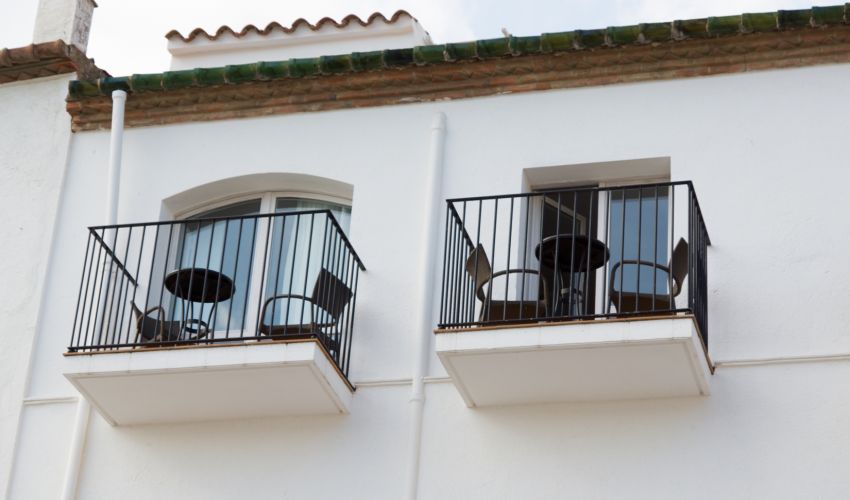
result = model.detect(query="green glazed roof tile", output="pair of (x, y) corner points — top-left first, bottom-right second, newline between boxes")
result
(319, 54), (352, 74)
(812, 5), (846, 25)
(225, 63), (258, 83)
(195, 67), (226, 86)
(640, 22), (673, 42)
(576, 29), (606, 48)
(67, 4), (850, 100)
(675, 18), (710, 38)
(68, 79), (100, 98)
(707, 15), (742, 36)
(129, 73), (164, 92)
(607, 25), (641, 45)
(162, 69), (196, 90)
(509, 35), (542, 55)
(382, 48), (415, 67)
(476, 37), (511, 58)
(413, 44), (447, 65)
(777, 8), (813, 28)
(741, 12), (778, 32)
(445, 41), (477, 61)
(540, 32), (576, 52)
(97, 76), (130, 94)
(350, 51), (384, 71)
(256, 61), (289, 80)
(288, 57), (320, 77)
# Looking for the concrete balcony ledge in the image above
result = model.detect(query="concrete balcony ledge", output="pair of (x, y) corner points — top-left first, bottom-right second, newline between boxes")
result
(63, 340), (353, 426)
(435, 315), (712, 408)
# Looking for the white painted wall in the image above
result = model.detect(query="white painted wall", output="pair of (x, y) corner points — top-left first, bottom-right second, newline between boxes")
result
(9, 61), (850, 498)
(0, 74), (75, 495)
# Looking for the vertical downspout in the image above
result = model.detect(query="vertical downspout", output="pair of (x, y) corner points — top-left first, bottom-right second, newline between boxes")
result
(60, 89), (126, 500)
(405, 111), (447, 500)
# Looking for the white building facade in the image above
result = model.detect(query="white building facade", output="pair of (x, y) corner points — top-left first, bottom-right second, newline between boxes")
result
(3, 2), (850, 499)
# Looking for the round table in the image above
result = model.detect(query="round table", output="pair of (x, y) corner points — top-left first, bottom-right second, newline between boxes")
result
(534, 234), (609, 317)
(164, 268), (235, 339)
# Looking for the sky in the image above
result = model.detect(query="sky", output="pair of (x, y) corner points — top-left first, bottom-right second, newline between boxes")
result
(2, 0), (817, 76)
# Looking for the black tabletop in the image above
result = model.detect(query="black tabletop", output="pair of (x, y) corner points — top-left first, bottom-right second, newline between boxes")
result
(534, 234), (609, 272)
(164, 268), (235, 303)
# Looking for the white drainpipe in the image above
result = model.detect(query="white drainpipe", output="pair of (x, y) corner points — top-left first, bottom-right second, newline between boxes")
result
(404, 111), (447, 500)
(60, 89), (127, 500)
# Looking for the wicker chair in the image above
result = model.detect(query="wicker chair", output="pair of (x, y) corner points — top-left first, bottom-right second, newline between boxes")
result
(130, 302), (183, 344)
(465, 244), (549, 322)
(608, 238), (689, 315)
(259, 268), (352, 355)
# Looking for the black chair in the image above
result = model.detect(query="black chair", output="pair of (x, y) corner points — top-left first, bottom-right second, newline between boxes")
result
(609, 238), (689, 315)
(259, 268), (353, 356)
(465, 244), (549, 322)
(130, 302), (183, 344)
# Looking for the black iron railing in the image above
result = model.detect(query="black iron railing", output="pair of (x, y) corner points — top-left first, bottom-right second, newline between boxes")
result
(69, 210), (364, 377)
(438, 181), (710, 345)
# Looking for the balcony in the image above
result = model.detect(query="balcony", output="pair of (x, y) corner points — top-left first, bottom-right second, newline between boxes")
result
(63, 210), (364, 425)
(435, 181), (712, 407)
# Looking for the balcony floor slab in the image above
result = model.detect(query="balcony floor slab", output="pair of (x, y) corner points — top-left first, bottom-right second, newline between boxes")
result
(435, 315), (711, 407)
(63, 340), (352, 426)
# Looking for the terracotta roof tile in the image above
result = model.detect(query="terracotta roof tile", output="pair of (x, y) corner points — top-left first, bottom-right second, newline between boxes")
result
(0, 40), (107, 85)
(166, 10), (416, 43)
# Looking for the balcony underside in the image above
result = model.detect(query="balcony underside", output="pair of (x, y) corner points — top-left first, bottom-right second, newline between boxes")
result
(63, 340), (353, 426)
(435, 315), (711, 408)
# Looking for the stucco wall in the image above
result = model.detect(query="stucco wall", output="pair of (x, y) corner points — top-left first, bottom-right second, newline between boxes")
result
(9, 61), (850, 498)
(0, 74), (74, 494)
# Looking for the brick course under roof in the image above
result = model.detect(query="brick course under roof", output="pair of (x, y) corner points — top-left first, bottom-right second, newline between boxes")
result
(66, 4), (850, 131)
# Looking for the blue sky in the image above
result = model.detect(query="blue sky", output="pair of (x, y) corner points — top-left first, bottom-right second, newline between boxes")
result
(3, 0), (817, 75)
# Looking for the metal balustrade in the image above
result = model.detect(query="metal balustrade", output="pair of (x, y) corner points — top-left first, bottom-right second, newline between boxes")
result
(69, 210), (364, 378)
(438, 181), (710, 345)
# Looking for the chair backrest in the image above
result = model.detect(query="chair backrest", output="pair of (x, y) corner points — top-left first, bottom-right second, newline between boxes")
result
(465, 244), (492, 301)
(669, 238), (689, 297)
(311, 268), (353, 324)
(130, 301), (158, 342)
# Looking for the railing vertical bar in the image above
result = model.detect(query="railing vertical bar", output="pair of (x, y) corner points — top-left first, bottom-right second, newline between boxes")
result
(652, 186), (658, 313)
(617, 189), (626, 315)
(459, 201), (468, 324)
(537, 195), (546, 319)
(584, 190), (594, 316)
(70, 232), (94, 350)
(566, 192), (576, 317)
(299, 213), (316, 337)
(440, 207), (450, 325)
(227, 218), (244, 338)
(635, 188), (643, 313)
(602, 190), (610, 314)
(200, 221), (216, 342)
(252, 214), (273, 337)
(269, 214), (288, 337)
(503, 198), (514, 321)
(486, 199), (498, 323)
(519, 196), (529, 320)
(212, 219), (230, 339)
(112, 227), (134, 347)
(93, 227), (120, 348)
(124, 225), (147, 346)
(472, 200), (483, 323)
(283, 214), (301, 335)
(669, 185), (675, 314)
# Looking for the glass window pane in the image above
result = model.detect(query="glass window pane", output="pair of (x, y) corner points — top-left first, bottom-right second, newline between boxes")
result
(175, 199), (261, 332)
(264, 198), (351, 327)
(608, 187), (669, 295)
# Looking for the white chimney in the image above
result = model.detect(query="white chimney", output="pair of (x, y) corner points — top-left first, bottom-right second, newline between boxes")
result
(32, 0), (97, 51)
